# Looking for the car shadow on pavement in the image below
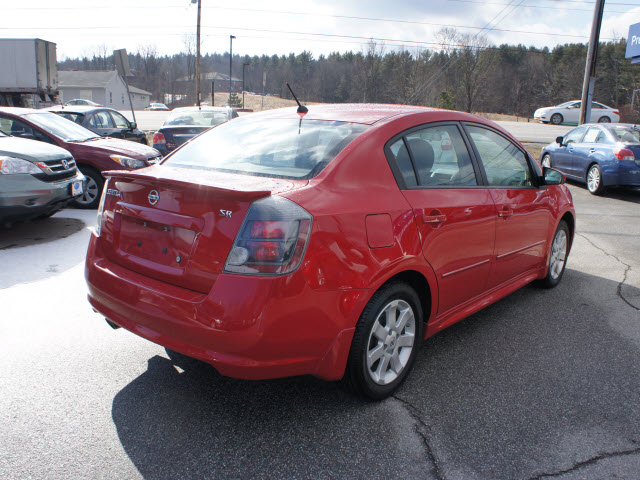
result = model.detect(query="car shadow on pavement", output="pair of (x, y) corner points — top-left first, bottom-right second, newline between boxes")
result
(566, 180), (640, 204)
(111, 355), (432, 480)
(111, 269), (640, 480)
(0, 216), (85, 250)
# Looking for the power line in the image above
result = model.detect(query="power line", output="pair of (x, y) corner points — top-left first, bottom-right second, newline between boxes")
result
(407, 0), (528, 104)
(446, 0), (631, 13)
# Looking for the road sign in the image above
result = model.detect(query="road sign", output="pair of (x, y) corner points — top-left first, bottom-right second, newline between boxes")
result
(626, 23), (640, 60)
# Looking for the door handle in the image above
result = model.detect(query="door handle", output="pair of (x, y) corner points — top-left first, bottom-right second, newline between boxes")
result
(589, 148), (595, 153)
(498, 207), (513, 218)
(568, 148), (574, 152)
(422, 214), (447, 225)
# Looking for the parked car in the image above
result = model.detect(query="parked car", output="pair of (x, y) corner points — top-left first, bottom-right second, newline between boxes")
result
(541, 123), (640, 194)
(145, 103), (169, 111)
(534, 101), (619, 125)
(0, 107), (161, 208)
(47, 105), (147, 144)
(64, 99), (102, 107)
(152, 106), (238, 155)
(0, 130), (84, 224)
(85, 104), (575, 399)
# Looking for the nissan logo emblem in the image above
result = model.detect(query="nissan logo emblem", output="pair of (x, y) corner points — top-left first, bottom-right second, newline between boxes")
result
(61, 158), (69, 169)
(148, 190), (160, 205)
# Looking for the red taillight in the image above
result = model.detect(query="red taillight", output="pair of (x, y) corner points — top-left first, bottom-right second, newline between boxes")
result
(614, 148), (635, 161)
(224, 197), (313, 275)
(250, 221), (287, 239)
(152, 132), (166, 145)
(613, 110), (620, 115)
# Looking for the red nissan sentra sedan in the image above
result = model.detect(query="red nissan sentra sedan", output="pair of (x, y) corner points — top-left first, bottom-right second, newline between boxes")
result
(85, 104), (575, 399)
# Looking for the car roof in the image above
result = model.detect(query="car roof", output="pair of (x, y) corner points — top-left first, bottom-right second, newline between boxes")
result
(253, 103), (478, 125)
(170, 106), (231, 113)
(0, 107), (44, 116)
(47, 105), (115, 114)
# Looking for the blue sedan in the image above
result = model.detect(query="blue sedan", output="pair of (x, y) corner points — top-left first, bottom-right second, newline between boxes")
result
(540, 123), (640, 195)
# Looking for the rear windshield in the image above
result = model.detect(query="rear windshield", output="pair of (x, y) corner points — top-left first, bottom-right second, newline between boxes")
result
(55, 112), (85, 124)
(163, 117), (369, 179)
(165, 110), (229, 127)
(610, 126), (640, 144)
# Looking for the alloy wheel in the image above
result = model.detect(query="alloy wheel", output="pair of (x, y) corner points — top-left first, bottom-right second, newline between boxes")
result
(77, 176), (99, 205)
(587, 166), (600, 193)
(366, 299), (416, 385)
(549, 229), (567, 280)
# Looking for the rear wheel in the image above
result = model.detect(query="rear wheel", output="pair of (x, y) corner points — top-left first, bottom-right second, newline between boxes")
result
(342, 282), (423, 400)
(541, 154), (552, 168)
(538, 220), (570, 288)
(73, 167), (104, 209)
(587, 164), (605, 195)
(598, 116), (611, 123)
(550, 113), (563, 125)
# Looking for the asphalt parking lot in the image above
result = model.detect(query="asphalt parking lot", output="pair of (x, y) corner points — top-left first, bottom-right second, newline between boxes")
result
(1, 182), (638, 479)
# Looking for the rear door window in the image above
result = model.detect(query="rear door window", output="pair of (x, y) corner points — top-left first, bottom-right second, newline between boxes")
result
(582, 127), (602, 144)
(385, 124), (478, 188)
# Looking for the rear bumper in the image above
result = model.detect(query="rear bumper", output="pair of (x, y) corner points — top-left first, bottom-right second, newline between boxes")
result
(85, 233), (370, 380)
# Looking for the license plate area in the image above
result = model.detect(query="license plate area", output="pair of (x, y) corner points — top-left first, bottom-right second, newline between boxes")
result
(117, 214), (196, 269)
(70, 180), (83, 196)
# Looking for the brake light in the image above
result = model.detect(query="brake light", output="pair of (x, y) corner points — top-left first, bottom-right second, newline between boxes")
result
(95, 178), (109, 236)
(613, 110), (620, 115)
(614, 148), (635, 161)
(224, 196), (312, 275)
(152, 132), (166, 145)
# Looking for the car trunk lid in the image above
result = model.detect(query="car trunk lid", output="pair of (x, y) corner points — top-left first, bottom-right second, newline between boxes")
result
(159, 126), (211, 151)
(99, 166), (307, 293)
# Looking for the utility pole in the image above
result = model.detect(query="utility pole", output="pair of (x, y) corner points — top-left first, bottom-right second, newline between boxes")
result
(229, 35), (236, 105)
(192, 0), (202, 107)
(579, 0), (605, 125)
(242, 62), (250, 109)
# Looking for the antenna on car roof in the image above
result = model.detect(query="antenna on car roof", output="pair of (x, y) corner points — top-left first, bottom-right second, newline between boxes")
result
(286, 83), (308, 117)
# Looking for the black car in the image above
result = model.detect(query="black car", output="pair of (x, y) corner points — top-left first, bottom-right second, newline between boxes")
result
(47, 105), (147, 144)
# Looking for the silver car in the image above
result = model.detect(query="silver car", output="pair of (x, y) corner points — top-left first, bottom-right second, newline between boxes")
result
(0, 130), (85, 224)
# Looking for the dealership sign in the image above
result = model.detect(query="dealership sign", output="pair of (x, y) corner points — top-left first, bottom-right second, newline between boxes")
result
(626, 23), (640, 64)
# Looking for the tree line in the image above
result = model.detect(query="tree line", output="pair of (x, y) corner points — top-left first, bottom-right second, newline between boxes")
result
(59, 31), (640, 117)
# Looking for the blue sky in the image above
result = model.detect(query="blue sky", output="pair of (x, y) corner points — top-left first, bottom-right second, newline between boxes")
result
(2, 0), (639, 60)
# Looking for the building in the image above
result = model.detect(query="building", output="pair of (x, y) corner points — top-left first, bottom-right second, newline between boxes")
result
(176, 72), (242, 93)
(58, 71), (152, 110)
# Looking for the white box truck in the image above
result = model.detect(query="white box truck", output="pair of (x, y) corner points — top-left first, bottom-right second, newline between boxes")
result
(0, 38), (58, 107)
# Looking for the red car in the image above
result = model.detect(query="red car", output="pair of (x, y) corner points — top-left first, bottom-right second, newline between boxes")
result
(0, 108), (161, 208)
(85, 104), (575, 399)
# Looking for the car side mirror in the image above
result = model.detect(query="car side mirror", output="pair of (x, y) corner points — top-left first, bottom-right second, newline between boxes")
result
(130, 122), (137, 130)
(556, 136), (564, 145)
(543, 167), (565, 185)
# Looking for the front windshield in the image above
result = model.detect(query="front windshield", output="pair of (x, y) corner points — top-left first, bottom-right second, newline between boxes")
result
(610, 126), (640, 144)
(164, 116), (369, 179)
(24, 112), (99, 142)
(556, 102), (574, 108)
(165, 110), (228, 127)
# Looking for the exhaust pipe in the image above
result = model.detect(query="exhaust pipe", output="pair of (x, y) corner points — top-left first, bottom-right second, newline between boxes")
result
(105, 318), (121, 330)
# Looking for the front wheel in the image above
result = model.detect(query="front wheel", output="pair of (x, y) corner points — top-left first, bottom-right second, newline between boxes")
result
(73, 167), (104, 209)
(342, 282), (423, 400)
(541, 154), (552, 168)
(587, 164), (605, 195)
(550, 113), (563, 125)
(538, 220), (570, 289)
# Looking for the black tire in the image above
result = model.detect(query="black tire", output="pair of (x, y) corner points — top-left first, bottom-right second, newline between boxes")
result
(541, 154), (552, 169)
(538, 220), (570, 289)
(73, 166), (104, 209)
(550, 113), (563, 125)
(342, 282), (423, 400)
(597, 116), (611, 123)
(586, 163), (605, 195)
